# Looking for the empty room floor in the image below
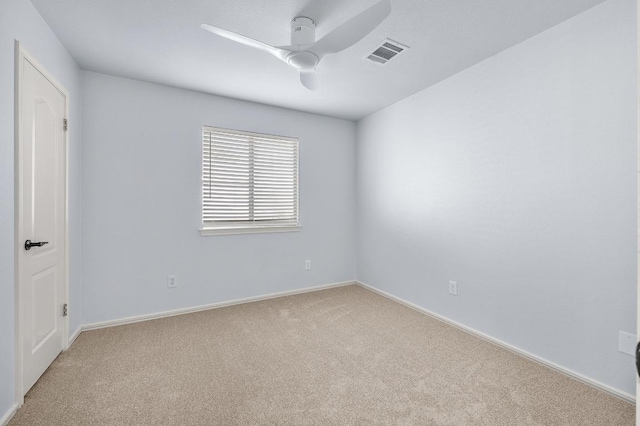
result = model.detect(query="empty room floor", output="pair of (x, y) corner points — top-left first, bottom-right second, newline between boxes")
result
(10, 285), (634, 425)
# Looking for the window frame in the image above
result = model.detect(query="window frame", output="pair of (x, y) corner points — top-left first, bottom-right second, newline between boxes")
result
(200, 126), (301, 236)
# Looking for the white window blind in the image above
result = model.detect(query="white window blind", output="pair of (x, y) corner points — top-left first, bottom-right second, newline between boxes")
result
(202, 126), (299, 231)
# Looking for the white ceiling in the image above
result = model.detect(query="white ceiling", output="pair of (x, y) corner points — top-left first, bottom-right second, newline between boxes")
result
(31, 0), (607, 121)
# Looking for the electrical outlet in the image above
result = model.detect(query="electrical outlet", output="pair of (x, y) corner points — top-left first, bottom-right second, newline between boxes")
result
(448, 280), (458, 296)
(167, 275), (177, 288)
(618, 331), (636, 356)
(305, 260), (311, 270)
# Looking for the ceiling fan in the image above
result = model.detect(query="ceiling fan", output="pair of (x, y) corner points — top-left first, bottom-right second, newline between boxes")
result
(201, 0), (392, 90)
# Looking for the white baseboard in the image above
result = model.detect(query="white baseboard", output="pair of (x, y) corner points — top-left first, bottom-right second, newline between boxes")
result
(0, 403), (18, 426)
(82, 280), (356, 331)
(356, 280), (635, 405)
(67, 326), (82, 348)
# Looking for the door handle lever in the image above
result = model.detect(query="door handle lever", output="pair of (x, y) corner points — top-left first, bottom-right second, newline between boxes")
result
(24, 240), (49, 251)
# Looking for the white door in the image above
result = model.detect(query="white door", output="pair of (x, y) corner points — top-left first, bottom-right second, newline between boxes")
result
(18, 54), (67, 395)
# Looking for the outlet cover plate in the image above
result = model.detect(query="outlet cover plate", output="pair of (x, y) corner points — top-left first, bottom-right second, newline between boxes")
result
(168, 275), (177, 288)
(618, 331), (636, 356)
(449, 280), (458, 296)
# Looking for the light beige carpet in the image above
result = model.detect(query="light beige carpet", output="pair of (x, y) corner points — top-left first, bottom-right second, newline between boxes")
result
(10, 285), (634, 425)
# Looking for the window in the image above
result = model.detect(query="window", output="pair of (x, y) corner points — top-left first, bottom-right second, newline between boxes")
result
(201, 126), (299, 235)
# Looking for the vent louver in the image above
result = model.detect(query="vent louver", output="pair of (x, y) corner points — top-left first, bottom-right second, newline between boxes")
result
(365, 39), (409, 65)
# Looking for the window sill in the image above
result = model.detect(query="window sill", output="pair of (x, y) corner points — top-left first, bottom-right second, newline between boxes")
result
(200, 225), (301, 236)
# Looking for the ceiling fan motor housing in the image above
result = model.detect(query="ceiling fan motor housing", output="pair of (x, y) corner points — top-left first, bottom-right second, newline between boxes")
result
(291, 17), (315, 46)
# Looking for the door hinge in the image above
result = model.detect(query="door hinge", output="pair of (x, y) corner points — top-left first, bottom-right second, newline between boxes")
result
(63, 118), (68, 132)
(63, 303), (68, 317)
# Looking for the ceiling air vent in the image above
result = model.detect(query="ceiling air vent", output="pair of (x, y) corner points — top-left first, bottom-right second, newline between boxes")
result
(365, 39), (409, 65)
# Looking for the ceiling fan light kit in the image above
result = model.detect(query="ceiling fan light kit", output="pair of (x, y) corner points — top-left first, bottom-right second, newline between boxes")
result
(286, 51), (318, 70)
(201, 0), (392, 90)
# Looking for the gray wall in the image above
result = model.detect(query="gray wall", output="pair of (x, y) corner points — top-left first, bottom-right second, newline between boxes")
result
(356, 0), (637, 396)
(0, 0), (83, 419)
(81, 72), (357, 325)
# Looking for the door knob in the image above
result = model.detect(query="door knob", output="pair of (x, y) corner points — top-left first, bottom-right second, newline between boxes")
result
(24, 240), (48, 250)
(636, 341), (640, 378)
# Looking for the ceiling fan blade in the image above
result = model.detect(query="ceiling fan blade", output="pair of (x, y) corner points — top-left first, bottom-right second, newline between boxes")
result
(201, 24), (290, 61)
(309, 0), (392, 59)
(299, 70), (319, 90)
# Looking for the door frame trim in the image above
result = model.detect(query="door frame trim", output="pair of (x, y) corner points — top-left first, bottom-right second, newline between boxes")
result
(13, 41), (70, 407)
